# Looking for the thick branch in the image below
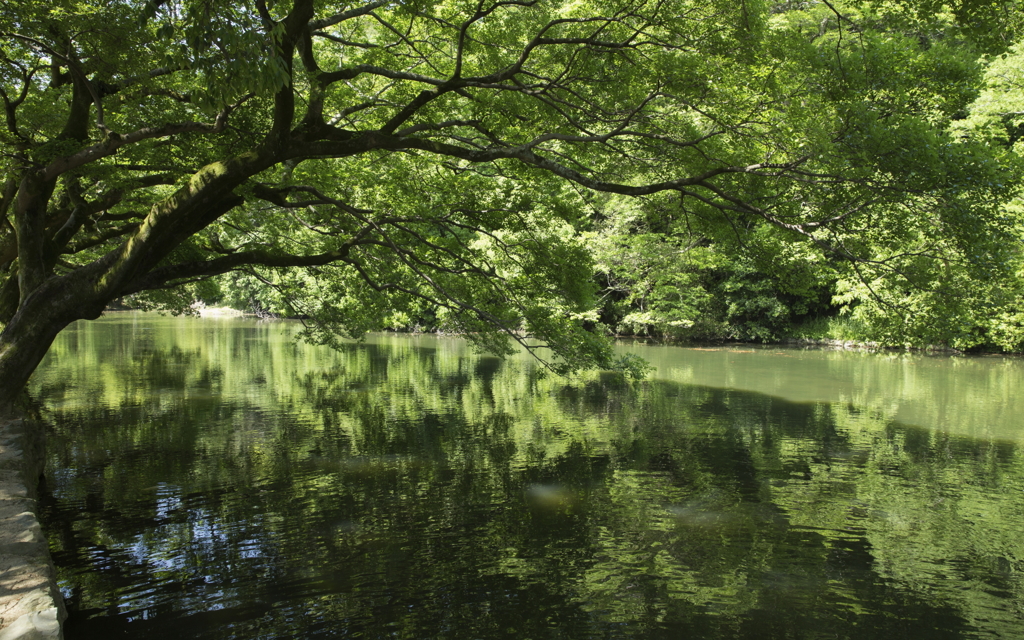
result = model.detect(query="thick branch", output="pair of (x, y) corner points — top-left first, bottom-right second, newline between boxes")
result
(42, 114), (232, 181)
(309, 1), (390, 31)
(120, 246), (361, 295)
(298, 131), (787, 197)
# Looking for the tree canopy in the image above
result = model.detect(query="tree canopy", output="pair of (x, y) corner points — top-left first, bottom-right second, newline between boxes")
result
(1, 0), (1021, 409)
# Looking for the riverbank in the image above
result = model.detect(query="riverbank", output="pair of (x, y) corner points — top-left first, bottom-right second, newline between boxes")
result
(0, 413), (64, 639)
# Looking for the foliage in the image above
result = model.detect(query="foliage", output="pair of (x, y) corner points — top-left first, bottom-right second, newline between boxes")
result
(588, 194), (837, 341)
(2, 0), (1024, 407)
(583, 0), (1024, 349)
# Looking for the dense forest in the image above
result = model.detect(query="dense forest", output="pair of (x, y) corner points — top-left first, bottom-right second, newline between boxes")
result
(2, 0), (1024, 408)
(202, 0), (1024, 350)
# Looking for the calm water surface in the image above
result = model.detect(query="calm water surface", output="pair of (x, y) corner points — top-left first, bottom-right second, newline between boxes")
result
(31, 313), (1024, 639)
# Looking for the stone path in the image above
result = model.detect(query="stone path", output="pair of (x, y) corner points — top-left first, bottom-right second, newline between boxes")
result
(0, 416), (64, 640)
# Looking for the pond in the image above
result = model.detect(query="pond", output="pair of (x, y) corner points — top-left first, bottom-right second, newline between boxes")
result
(30, 313), (1024, 639)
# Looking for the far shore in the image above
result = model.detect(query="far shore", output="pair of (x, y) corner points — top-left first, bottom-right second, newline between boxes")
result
(98, 306), (1022, 357)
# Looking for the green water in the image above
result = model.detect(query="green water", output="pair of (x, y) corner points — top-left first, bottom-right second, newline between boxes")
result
(30, 313), (1024, 639)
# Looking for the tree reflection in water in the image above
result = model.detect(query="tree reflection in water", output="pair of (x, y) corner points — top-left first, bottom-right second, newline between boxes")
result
(32, 314), (1024, 639)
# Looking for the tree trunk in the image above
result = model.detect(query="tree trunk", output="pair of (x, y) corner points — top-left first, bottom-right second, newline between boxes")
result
(0, 278), (105, 413)
(0, 325), (62, 415)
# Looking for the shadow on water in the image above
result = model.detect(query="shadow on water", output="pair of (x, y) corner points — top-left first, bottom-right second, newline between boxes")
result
(31, 314), (1024, 639)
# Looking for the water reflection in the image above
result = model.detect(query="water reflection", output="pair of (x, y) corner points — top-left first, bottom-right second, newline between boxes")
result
(31, 313), (1024, 639)
(627, 342), (1024, 442)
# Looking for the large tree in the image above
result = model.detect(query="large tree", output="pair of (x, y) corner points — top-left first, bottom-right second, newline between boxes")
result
(0, 0), (1016, 410)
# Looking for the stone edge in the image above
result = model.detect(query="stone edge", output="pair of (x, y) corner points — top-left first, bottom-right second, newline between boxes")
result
(0, 413), (65, 640)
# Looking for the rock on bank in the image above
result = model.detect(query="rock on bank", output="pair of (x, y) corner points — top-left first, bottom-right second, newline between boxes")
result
(0, 414), (64, 639)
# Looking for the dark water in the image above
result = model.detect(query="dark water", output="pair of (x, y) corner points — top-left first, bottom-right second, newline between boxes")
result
(31, 313), (1024, 639)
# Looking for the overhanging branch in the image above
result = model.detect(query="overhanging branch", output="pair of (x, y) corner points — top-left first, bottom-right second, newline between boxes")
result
(42, 112), (235, 181)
